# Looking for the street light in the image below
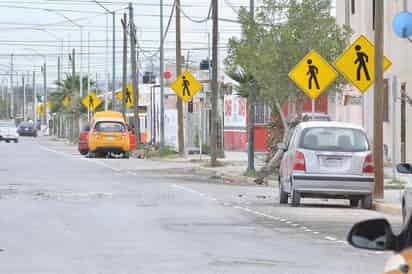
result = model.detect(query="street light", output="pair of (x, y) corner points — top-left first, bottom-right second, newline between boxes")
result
(94, 0), (116, 111)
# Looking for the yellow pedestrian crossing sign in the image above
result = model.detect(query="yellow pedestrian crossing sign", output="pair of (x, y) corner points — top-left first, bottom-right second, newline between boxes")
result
(81, 92), (102, 111)
(171, 70), (202, 102)
(288, 50), (338, 100)
(334, 34), (392, 93)
(63, 96), (71, 108)
(36, 103), (44, 115)
(115, 83), (134, 108)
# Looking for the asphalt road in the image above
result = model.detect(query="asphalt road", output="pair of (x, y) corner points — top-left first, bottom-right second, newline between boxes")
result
(0, 137), (403, 274)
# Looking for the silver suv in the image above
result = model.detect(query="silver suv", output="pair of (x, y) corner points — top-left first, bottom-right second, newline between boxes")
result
(278, 121), (374, 209)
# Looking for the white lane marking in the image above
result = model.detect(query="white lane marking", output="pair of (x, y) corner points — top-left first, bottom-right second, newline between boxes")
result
(80, 158), (122, 172)
(169, 184), (349, 247)
(171, 184), (214, 201)
(39, 145), (122, 172)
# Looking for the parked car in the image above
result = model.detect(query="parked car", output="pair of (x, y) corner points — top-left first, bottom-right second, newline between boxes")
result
(17, 121), (37, 137)
(396, 163), (412, 223)
(79, 124), (136, 156)
(278, 121), (374, 209)
(78, 124), (90, 155)
(0, 121), (19, 143)
(88, 111), (130, 158)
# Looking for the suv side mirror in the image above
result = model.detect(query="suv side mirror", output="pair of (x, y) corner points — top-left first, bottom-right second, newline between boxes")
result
(347, 219), (394, 251)
(277, 143), (287, 151)
(397, 163), (412, 174)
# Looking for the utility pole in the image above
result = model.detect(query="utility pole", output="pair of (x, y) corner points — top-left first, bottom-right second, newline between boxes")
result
(176, 0), (184, 155)
(121, 12), (127, 118)
(71, 49), (76, 90)
(401, 82), (406, 163)
(247, 0), (255, 173)
(160, 0), (165, 147)
(88, 32), (91, 95)
(33, 69), (36, 123)
(10, 54), (14, 118)
(373, 0), (384, 199)
(112, 11), (116, 111)
(80, 26), (84, 98)
(105, 14), (109, 110)
(22, 74), (25, 121)
(129, 2), (141, 144)
(42, 62), (47, 128)
(210, 0), (218, 166)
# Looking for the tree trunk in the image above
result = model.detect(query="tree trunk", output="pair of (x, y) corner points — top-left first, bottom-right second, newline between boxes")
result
(273, 97), (289, 142)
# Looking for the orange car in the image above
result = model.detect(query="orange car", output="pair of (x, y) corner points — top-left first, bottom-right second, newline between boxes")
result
(88, 111), (130, 158)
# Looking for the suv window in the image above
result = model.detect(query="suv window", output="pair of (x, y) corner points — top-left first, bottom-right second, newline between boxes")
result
(95, 122), (125, 133)
(299, 127), (369, 152)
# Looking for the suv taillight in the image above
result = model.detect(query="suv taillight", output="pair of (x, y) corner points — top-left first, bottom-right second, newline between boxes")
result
(363, 153), (374, 174)
(293, 151), (306, 171)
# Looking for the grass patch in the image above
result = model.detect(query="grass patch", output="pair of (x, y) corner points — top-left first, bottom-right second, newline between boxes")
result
(243, 169), (257, 177)
(146, 146), (178, 158)
(202, 160), (225, 167)
(385, 180), (407, 190)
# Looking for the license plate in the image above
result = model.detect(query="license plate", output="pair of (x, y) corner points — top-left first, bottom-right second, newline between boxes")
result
(106, 136), (114, 140)
(24, 128), (29, 131)
(324, 157), (342, 167)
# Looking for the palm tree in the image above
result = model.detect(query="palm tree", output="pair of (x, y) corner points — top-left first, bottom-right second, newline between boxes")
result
(227, 67), (259, 173)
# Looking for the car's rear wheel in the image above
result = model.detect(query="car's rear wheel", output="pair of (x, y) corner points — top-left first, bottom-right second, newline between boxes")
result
(14, 139), (18, 143)
(361, 195), (373, 209)
(279, 180), (288, 204)
(291, 190), (301, 207)
(5, 140), (10, 143)
(79, 149), (89, 156)
(349, 198), (359, 208)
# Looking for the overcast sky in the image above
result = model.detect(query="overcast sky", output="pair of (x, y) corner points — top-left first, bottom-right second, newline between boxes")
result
(0, 0), (252, 86)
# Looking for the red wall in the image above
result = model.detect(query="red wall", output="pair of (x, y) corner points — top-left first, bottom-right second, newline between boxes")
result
(224, 131), (248, 151)
(253, 125), (269, 152)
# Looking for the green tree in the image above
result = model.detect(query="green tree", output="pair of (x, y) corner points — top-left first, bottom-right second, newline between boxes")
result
(226, 0), (351, 141)
(50, 73), (97, 114)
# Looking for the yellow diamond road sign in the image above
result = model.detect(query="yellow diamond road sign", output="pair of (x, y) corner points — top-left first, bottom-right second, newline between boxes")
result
(82, 92), (102, 111)
(36, 103), (44, 115)
(63, 96), (71, 108)
(334, 34), (392, 93)
(288, 50), (338, 100)
(115, 83), (135, 108)
(171, 70), (202, 102)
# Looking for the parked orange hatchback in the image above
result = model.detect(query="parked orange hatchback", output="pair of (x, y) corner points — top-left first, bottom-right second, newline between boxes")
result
(88, 111), (130, 158)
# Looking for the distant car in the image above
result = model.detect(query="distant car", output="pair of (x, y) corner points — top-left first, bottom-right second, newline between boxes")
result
(0, 121), (19, 143)
(78, 125), (90, 155)
(17, 122), (37, 137)
(278, 121), (374, 209)
(300, 112), (331, 122)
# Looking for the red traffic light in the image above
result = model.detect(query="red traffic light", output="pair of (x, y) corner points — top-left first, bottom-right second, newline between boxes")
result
(163, 71), (172, 79)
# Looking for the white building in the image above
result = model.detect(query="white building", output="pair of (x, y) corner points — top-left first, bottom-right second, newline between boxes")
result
(335, 0), (412, 163)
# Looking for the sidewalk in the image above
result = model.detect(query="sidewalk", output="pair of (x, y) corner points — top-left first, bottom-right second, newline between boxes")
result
(148, 150), (274, 186)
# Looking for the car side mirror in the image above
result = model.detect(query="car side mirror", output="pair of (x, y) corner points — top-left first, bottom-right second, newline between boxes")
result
(277, 143), (287, 151)
(397, 163), (412, 174)
(84, 125), (91, 132)
(347, 219), (394, 251)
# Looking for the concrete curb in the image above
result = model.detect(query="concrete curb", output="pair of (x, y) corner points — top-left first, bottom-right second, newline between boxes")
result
(373, 201), (402, 215)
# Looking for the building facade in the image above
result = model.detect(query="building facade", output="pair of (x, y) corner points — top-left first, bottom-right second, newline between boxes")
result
(335, 0), (412, 164)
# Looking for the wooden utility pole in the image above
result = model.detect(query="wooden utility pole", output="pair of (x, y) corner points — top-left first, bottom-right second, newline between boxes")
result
(401, 82), (407, 163)
(210, 0), (218, 166)
(247, 0), (255, 173)
(373, 0), (384, 199)
(129, 3), (141, 144)
(121, 13), (127, 119)
(176, 0), (184, 155)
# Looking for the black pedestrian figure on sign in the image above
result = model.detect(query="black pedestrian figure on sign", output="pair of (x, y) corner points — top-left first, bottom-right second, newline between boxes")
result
(126, 89), (132, 105)
(89, 95), (94, 109)
(354, 45), (370, 81)
(307, 59), (320, 90)
(182, 76), (191, 96)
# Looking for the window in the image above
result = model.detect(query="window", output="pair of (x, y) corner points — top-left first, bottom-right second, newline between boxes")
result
(255, 101), (271, 124)
(95, 122), (125, 132)
(383, 78), (389, 122)
(351, 0), (355, 14)
(299, 127), (369, 152)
